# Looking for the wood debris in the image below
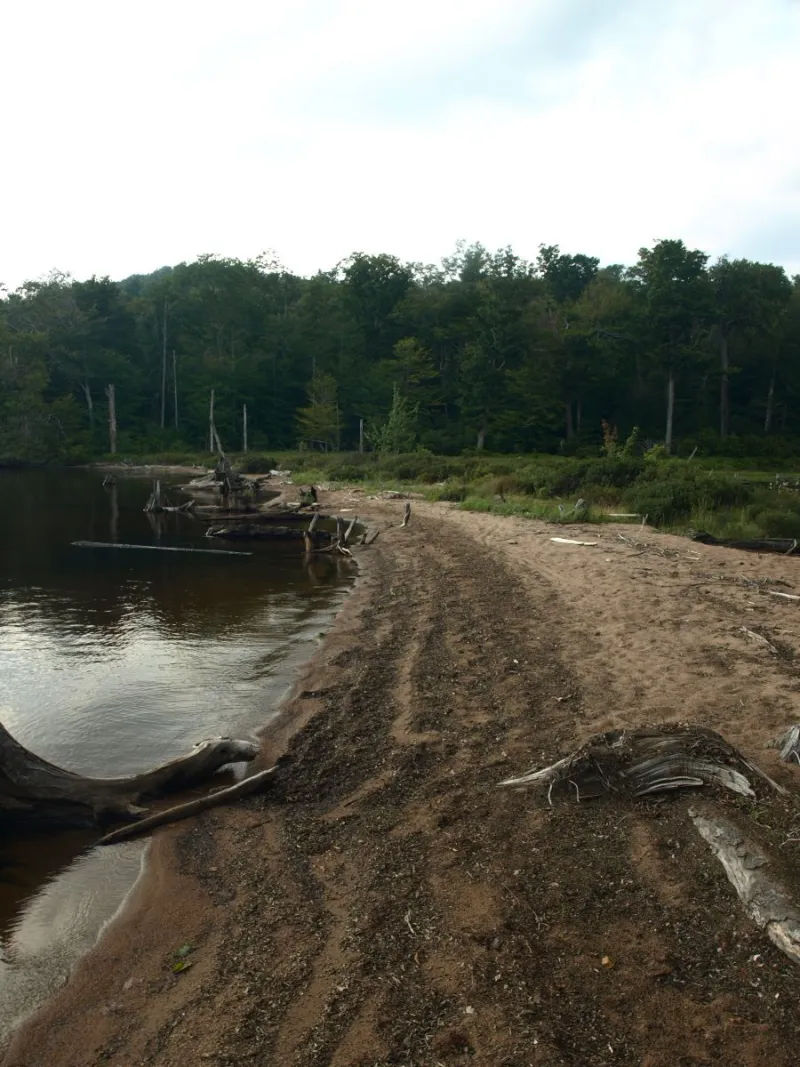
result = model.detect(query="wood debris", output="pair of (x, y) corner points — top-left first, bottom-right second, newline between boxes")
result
(498, 724), (787, 802)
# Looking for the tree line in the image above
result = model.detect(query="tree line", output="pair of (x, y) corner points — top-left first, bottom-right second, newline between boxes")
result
(1, 239), (799, 463)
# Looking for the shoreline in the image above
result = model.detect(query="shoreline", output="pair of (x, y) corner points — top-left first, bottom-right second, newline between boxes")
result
(0, 487), (376, 1065)
(4, 496), (800, 1066)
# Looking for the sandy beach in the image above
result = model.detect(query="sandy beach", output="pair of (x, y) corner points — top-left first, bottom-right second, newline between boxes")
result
(5, 488), (800, 1067)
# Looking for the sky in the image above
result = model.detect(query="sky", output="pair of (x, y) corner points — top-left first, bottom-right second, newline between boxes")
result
(1, 0), (799, 287)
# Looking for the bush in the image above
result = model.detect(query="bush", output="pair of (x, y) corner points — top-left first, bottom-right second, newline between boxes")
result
(750, 506), (800, 539)
(625, 468), (754, 523)
(241, 455), (278, 473)
(431, 478), (468, 502)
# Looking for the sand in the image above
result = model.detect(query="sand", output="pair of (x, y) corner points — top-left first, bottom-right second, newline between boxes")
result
(4, 491), (800, 1067)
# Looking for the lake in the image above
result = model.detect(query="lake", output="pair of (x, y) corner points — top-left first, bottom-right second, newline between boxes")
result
(0, 468), (353, 1040)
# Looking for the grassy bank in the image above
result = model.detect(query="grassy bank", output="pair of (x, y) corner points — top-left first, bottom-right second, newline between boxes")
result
(100, 449), (800, 542)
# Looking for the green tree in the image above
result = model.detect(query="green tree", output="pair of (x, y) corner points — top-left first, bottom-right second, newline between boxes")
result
(296, 373), (340, 451)
(630, 240), (712, 453)
(368, 384), (419, 454)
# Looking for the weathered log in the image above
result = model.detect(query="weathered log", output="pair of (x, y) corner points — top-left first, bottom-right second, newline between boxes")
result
(690, 808), (800, 966)
(0, 721), (258, 830)
(693, 532), (800, 555)
(401, 502), (411, 528)
(342, 515), (358, 547)
(195, 507), (317, 524)
(207, 524), (332, 542)
(97, 764), (280, 845)
(498, 725), (787, 803)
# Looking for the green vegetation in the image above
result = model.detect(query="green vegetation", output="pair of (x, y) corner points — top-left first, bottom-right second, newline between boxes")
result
(3, 238), (800, 540)
(126, 449), (796, 542)
(1, 241), (799, 468)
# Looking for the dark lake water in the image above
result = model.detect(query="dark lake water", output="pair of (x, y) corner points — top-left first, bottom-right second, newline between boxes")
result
(0, 468), (354, 1039)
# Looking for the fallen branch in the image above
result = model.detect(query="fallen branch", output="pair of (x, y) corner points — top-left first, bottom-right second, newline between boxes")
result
(766, 590), (800, 601)
(690, 809), (800, 966)
(97, 764), (280, 845)
(739, 626), (778, 654)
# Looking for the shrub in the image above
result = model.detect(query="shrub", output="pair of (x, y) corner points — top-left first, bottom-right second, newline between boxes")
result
(750, 506), (800, 539)
(241, 455), (278, 473)
(431, 478), (469, 502)
(625, 469), (753, 523)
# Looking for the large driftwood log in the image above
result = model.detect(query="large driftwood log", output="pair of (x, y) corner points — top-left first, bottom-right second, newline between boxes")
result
(693, 532), (800, 555)
(0, 722), (258, 830)
(207, 523), (333, 542)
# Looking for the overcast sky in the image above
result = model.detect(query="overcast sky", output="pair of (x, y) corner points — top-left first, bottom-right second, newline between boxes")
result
(2, 0), (798, 287)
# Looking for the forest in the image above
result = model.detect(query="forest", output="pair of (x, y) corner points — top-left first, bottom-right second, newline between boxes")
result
(1, 238), (799, 465)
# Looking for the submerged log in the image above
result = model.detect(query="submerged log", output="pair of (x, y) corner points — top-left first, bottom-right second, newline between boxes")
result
(0, 721), (258, 830)
(72, 540), (251, 557)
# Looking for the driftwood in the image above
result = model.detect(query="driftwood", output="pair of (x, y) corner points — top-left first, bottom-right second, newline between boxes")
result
(195, 507), (318, 524)
(144, 481), (195, 514)
(208, 523), (332, 542)
(693, 532), (800, 555)
(302, 512), (360, 560)
(498, 725), (787, 803)
(304, 512), (322, 555)
(401, 502), (411, 528)
(97, 764), (281, 845)
(691, 809), (800, 966)
(0, 721), (258, 830)
(768, 725), (800, 765)
(72, 540), (251, 557)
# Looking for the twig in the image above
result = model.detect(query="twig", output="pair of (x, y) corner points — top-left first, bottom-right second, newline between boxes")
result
(404, 910), (417, 936)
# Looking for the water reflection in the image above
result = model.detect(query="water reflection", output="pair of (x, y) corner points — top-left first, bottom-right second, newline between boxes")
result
(0, 469), (353, 1039)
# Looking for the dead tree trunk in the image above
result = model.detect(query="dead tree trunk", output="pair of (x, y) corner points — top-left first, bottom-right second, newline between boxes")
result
(665, 369), (675, 455)
(243, 403), (248, 453)
(105, 384), (117, 454)
(719, 332), (730, 439)
(82, 382), (94, 427)
(0, 721), (258, 831)
(173, 350), (179, 429)
(209, 388), (216, 453)
(160, 298), (168, 430)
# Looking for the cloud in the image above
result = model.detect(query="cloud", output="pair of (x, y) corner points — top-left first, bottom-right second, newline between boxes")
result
(0, 0), (798, 286)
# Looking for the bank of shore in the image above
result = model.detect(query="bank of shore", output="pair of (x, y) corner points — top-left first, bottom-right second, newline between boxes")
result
(4, 489), (800, 1067)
